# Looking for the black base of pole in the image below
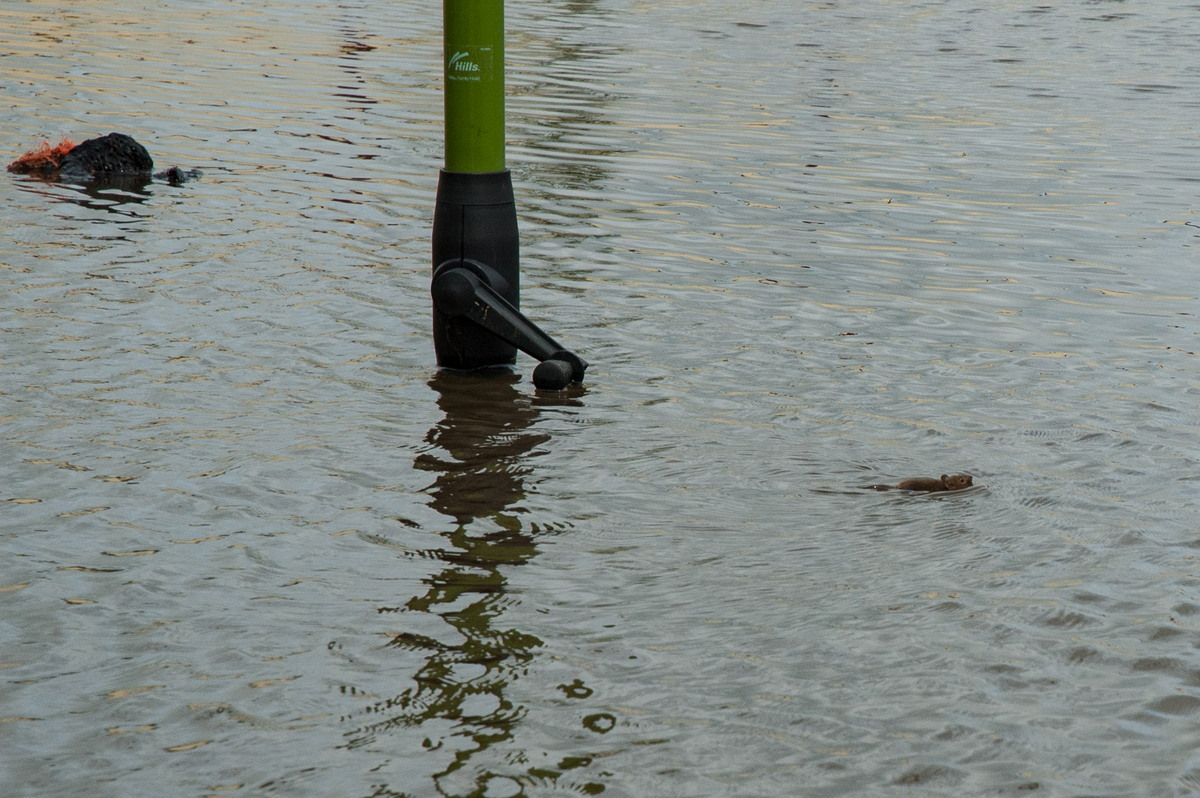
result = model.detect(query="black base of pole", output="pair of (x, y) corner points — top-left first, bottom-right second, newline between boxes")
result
(431, 170), (520, 370)
(430, 170), (588, 389)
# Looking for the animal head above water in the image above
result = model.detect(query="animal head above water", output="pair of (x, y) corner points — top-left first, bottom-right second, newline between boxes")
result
(941, 474), (974, 490)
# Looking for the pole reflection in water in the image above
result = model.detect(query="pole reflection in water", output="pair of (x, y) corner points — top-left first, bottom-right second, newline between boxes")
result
(420, 372), (550, 527)
(342, 371), (572, 797)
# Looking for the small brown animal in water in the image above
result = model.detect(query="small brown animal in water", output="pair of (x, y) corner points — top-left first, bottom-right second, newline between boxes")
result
(871, 474), (974, 492)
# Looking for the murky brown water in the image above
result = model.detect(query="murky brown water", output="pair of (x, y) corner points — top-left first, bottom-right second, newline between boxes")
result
(4, 0), (1200, 796)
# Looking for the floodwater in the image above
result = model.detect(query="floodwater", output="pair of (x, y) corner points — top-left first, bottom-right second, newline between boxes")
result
(3, 0), (1200, 795)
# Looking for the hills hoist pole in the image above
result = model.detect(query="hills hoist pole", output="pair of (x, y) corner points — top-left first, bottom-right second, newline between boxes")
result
(430, 0), (587, 390)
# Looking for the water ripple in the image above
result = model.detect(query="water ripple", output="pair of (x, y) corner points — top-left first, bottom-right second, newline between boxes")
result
(6, 0), (1200, 795)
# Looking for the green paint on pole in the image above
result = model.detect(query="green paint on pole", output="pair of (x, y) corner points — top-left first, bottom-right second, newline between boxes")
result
(443, 0), (505, 174)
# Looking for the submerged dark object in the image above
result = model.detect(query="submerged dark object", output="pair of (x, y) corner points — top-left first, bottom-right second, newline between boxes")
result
(8, 132), (199, 185)
(57, 132), (153, 181)
(154, 165), (202, 186)
(870, 474), (975, 492)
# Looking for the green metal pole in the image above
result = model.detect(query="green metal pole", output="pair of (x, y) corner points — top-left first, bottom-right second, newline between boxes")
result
(443, 0), (505, 174)
(430, 0), (588, 385)
(433, 0), (518, 369)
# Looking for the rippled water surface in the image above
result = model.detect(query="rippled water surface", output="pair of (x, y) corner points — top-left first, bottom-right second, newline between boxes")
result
(4, 0), (1200, 795)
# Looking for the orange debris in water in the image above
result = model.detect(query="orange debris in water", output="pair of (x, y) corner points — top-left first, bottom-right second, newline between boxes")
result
(7, 137), (76, 174)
